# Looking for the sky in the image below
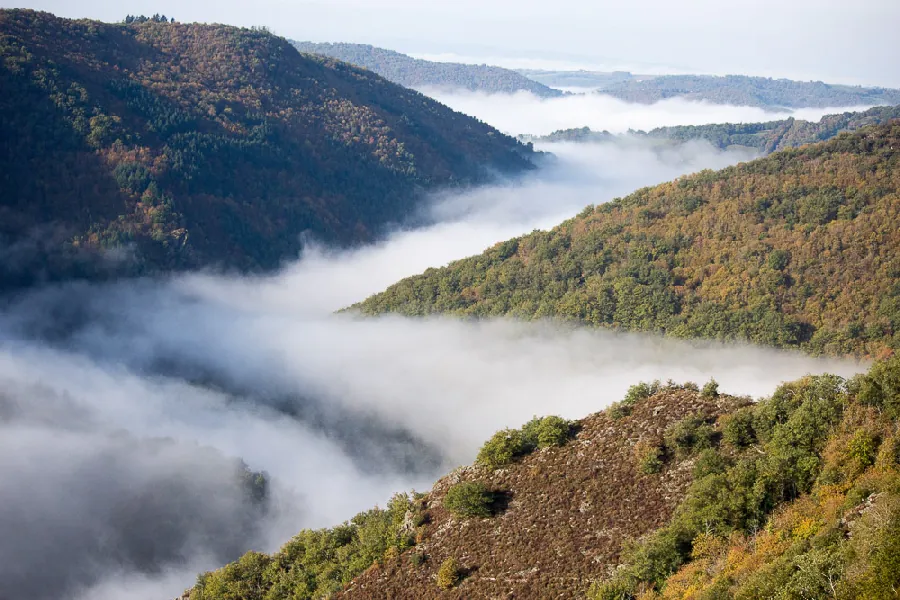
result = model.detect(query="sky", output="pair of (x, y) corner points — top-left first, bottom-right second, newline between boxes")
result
(5, 0), (900, 87)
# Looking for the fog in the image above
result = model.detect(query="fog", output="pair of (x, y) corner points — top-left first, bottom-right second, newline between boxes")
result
(416, 88), (880, 136)
(0, 137), (866, 599)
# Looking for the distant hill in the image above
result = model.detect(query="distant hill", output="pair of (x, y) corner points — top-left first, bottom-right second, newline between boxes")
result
(187, 356), (900, 599)
(518, 68), (642, 90)
(644, 104), (900, 153)
(519, 105), (900, 154)
(356, 122), (900, 358)
(598, 74), (900, 108)
(292, 42), (563, 98)
(0, 10), (535, 288)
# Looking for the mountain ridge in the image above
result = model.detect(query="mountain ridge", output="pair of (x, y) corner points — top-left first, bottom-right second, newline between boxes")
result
(0, 10), (534, 288)
(519, 105), (900, 154)
(355, 122), (900, 358)
(598, 74), (900, 109)
(291, 42), (564, 98)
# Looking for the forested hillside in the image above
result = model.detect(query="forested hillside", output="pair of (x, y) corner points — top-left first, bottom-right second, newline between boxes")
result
(357, 123), (900, 357)
(292, 42), (563, 98)
(520, 105), (900, 154)
(186, 356), (900, 599)
(600, 74), (900, 108)
(0, 10), (534, 287)
(646, 104), (900, 153)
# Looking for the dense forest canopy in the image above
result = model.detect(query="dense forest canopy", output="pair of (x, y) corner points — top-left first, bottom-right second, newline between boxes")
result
(0, 9), (534, 288)
(292, 41), (563, 98)
(520, 105), (900, 154)
(356, 122), (900, 358)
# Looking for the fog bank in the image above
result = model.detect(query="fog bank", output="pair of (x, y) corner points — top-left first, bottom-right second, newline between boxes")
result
(417, 88), (879, 136)
(0, 137), (864, 600)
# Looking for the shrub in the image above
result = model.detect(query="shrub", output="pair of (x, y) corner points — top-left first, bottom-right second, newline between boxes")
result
(436, 557), (461, 590)
(410, 550), (427, 567)
(693, 448), (728, 478)
(722, 407), (756, 448)
(477, 428), (527, 469)
(635, 441), (665, 475)
(701, 378), (720, 399)
(625, 380), (663, 405)
(608, 401), (633, 420)
(523, 415), (571, 448)
(665, 415), (715, 458)
(848, 428), (881, 470)
(443, 482), (492, 518)
(625, 528), (689, 587)
(587, 576), (635, 600)
(610, 381), (663, 419)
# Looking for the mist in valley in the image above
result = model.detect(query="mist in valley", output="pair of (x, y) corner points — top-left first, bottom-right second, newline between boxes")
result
(0, 127), (867, 599)
(415, 88), (881, 136)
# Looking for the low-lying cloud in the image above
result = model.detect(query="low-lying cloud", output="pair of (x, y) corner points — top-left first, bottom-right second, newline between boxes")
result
(0, 138), (865, 600)
(417, 88), (880, 136)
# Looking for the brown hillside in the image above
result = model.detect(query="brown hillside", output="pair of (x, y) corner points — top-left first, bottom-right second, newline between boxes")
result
(339, 390), (749, 599)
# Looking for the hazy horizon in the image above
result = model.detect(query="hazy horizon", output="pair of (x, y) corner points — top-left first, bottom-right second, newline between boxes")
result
(4, 0), (899, 88)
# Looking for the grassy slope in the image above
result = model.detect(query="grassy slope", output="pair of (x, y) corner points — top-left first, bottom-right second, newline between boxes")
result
(356, 122), (900, 358)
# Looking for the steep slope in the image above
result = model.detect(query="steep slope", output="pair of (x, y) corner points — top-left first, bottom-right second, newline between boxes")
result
(599, 74), (900, 109)
(188, 382), (751, 599)
(356, 122), (900, 357)
(291, 42), (563, 98)
(186, 356), (900, 599)
(0, 10), (534, 287)
(519, 105), (900, 154)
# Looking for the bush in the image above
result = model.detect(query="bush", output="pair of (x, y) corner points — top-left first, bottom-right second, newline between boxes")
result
(410, 550), (427, 567)
(625, 380), (663, 405)
(693, 448), (728, 478)
(722, 407), (756, 448)
(848, 428), (881, 470)
(587, 576), (635, 600)
(477, 428), (527, 469)
(608, 401), (633, 420)
(522, 415), (571, 448)
(635, 441), (665, 475)
(665, 415), (715, 457)
(436, 557), (461, 590)
(443, 482), (492, 518)
(625, 528), (689, 587)
(701, 378), (720, 399)
(610, 380), (663, 419)
(478, 416), (572, 469)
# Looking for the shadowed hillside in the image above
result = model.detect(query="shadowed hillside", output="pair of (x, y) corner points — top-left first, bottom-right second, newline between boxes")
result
(0, 10), (535, 287)
(356, 122), (900, 357)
